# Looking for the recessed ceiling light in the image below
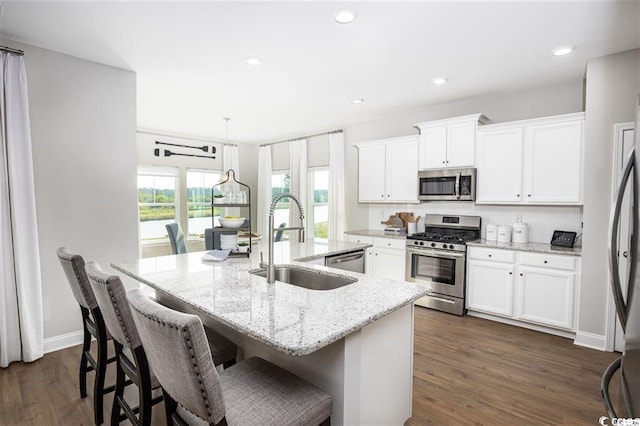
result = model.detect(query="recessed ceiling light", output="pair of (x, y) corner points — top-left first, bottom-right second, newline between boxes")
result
(334, 10), (357, 24)
(351, 98), (364, 104)
(432, 77), (448, 85)
(246, 57), (261, 66)
(552, 46), (574, 57)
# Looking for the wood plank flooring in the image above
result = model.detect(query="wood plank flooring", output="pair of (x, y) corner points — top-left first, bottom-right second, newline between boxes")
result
(0, 307), (622, 425)
(407, 307), (623, 425)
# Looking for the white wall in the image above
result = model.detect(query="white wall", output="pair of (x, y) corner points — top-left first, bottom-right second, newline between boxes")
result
(343, 79), (585, 233)
(1, 38), (139, 344)
(580, 49), (640, 340)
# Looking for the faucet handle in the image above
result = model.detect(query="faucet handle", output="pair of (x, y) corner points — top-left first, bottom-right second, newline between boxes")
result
(260, 251), (265, 268)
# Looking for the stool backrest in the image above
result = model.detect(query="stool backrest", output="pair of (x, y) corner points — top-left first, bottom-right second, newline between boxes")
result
(85, 262), (142, 350)
(166, 223), (187, 254)
(56, 247), (98, 310)
(127, 289), (226, 424)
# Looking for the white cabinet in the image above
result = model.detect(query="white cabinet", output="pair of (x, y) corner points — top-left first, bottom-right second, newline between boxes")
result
(415, 114), (488, 169)
(476, 127), (524, 203)
(467, 247), (516, 316)
(371, 238), (406, 281)
(344, 234), (406, 281)
(516, 252), (576, 330)
(476, 113), (584, 205)
(466, 246), (579, 332)
(356, 136), (419, 203)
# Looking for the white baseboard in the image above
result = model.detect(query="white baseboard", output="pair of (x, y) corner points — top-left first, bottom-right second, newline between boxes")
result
(574, 330), (607, 351)
(43, 330), (84, 354)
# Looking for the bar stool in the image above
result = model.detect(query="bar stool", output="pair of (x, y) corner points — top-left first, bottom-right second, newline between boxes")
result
(85, 261), (164, 426)
(127, 289), (333, 426)
(56, 247), (115, 425)
(166, 223), (187, 254)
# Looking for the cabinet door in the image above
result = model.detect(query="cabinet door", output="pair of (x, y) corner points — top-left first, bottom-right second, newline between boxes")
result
(386, 138), (419, 202)
(358, 144), (387, 202)
(523, 120), (583, 204)
(419, 126), (447, 169)
(476, 127), (524, 203)
(516, 266), (575, 330)
(372, 247), (406, 281)
(446, 121), (476, 168)
(466, 260), (515, 316)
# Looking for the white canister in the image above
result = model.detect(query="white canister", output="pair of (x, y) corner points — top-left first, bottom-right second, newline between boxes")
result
(486, 224), (498, 241)
(407, 222), (417, 236)
(497, 225), (512, 243)
(512, 222), (529, 243)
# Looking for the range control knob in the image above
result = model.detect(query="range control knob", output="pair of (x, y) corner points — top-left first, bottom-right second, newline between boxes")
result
(449, 244), (455, 249)
(442, 244), (447, 249)
(431, 242), (436, 248)
(419, 241), (424, 246)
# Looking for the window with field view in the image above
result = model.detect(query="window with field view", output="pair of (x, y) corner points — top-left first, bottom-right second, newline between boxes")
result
(271, 172), (290, 239)
(187, 170), (221, 238)
(138, 171), (177, 243)
(309, 168), (329, 240)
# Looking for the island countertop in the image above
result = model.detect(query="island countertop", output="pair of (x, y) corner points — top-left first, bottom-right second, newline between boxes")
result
(111, 239), (426, 356)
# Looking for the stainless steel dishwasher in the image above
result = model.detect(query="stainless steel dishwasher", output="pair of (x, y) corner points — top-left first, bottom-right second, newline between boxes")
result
(324, 249), (366, 273)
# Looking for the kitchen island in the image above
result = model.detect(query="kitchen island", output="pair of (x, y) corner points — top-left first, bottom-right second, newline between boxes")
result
(112, 239), (427, 426)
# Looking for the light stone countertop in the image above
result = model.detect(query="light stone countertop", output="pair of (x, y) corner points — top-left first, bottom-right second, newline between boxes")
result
(111, 239), (427, 356)
(467, 239), (582, 256)
(344, 229), (408, 239)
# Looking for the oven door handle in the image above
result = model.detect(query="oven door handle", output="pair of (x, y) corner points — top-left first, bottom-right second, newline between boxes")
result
(455, 172), (461, 199)
(425, 293), (456, 304)
(407, 247), (465, 259)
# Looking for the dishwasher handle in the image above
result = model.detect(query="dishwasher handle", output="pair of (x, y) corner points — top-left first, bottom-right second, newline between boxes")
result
(327, 252), (365, 264)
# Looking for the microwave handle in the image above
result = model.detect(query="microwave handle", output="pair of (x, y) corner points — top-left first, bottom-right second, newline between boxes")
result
(455, 172), (461, 199)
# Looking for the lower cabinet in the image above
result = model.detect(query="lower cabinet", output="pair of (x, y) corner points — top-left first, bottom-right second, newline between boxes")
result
(466, 246), (579, 332)
(345, 234), (406, 281)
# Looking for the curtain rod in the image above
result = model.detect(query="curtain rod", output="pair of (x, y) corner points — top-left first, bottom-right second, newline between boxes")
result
(259, 129), (343, 147)
(0, 46), (24, 56)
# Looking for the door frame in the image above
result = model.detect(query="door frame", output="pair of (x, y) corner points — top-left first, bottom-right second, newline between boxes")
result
(605, 122), (635, 352)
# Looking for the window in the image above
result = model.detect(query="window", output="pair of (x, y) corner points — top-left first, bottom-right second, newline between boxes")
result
(137, 168), (178, 244)
(271, 171), (290, 239)
(309, 168), (329, 240)
(187, 169), (221, 238)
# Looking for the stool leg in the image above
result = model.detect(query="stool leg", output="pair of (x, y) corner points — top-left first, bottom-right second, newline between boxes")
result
(135, 347), (153, 426)
(161, 389), (177, 426)
(111, 343), (126, 426)
(93, 310), (109, 425)
(79, 310), (92, 398)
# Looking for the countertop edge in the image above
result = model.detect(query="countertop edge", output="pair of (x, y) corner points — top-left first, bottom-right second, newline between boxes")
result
(467, 240), (582, 256)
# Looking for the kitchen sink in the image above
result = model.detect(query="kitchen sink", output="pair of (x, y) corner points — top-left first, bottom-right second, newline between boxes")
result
(250, 265), (357, 290)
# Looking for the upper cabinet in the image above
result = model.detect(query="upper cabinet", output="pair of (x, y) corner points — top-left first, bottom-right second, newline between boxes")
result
(415, 114), (488, 170)
(476, 112), (584, 205)
(356, 135), (419, 203)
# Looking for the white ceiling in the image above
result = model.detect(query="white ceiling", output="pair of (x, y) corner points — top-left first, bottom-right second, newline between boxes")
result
(1, 1), (639, 143)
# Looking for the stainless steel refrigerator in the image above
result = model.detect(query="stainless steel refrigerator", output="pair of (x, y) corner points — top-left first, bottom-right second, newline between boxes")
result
(604, 96), (640, 418)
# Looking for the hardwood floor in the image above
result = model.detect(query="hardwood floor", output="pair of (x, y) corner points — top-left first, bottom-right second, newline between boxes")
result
(407, 307), (622, 425)
(0, 308), (622, 425)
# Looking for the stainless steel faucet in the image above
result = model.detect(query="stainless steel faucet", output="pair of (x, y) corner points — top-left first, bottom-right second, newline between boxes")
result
(265, 192), (305, 283)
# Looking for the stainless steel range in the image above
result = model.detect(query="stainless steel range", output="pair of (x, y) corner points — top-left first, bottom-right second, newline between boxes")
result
(405, 214), (481, 315)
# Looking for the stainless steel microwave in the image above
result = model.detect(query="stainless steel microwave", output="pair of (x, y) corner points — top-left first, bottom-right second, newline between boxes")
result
(418, 168), (476, 201)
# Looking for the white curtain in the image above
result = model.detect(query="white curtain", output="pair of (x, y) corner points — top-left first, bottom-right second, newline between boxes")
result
(289, 139), (307, 237)
(0, 51), (43, 367)
(257, 146), (272, 237)
(329, 132), (346, 240)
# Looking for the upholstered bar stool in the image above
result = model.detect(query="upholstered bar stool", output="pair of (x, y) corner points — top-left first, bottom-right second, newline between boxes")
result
(56, 247), (116, 426)
(166, 223), (187, 254)
(127, 289), (333, 426)
(85, 261), (164, 426)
